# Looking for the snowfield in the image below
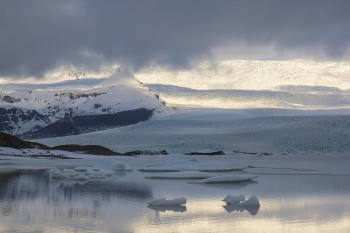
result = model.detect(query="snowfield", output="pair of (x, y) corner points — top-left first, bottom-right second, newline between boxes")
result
(136, 59), (350, 109)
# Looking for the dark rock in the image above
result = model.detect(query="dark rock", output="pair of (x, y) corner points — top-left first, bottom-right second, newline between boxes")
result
(52, 144), (121, 156)
(0, 132), (49, 150)
(0, 107), (51, 135)
(186, 150), (225, 155)
(123, 150), (168, 156)
(233, 150), (258, 155)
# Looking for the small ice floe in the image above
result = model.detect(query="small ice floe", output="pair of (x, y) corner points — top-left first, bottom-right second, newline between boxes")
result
(49, 167), (114, 180)
(148, 205), (187, 213)
(241, 195), (260, 207)
(140, 164), (196, 172)
(192, 174), (258, 184)
(145, 171), (216, 179)
(49, 168), (67, 179)
(96, 159), (132, 171)
(223, 194), (260, 207)
(198, 164), (248, 172)
(222, 194), (260, 215)
(148, 197), (187, 206)
(140, 163), (246, 172)
(223, 194), (245, 204)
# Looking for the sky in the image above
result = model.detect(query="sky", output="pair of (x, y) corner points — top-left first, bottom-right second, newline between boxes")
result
(1, 0), (350, 79)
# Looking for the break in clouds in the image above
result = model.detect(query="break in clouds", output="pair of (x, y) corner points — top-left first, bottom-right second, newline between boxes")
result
(1, 0), (350, 78)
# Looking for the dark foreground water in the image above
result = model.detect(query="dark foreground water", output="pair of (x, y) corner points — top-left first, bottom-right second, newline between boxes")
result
(0, 169), (349, 233)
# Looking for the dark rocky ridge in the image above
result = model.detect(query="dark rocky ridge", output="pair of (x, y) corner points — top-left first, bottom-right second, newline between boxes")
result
(186, 150), (225, 155)
(0, 132), (49, 149)
(1, 131), (169, 156)
(51, 144), (121, 156)
(21, 108), (153, 139)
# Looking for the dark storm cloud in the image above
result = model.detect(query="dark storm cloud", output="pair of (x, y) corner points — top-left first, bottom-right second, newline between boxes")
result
(0, 0), (350, 77)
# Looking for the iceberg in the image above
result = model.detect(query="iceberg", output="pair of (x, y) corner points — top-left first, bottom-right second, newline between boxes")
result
(193, 174), (258, 183)
(222, 194), (245, 204)
(49, 166), (115, 180)
(148, 197), (187, 206)
(140, 163), (246, 172)
(240, 195), (260, 207)
(49, 168), (67, 179)
(145, 171), (216, 179)
(96, 159), (132, 171)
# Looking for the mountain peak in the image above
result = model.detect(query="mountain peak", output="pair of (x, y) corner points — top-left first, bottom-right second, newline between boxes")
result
(98, 68), (139, 87)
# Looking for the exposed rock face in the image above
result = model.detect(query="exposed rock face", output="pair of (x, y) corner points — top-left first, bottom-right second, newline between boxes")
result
(21, 108), (153, 139)
(0, 107), (51, 135)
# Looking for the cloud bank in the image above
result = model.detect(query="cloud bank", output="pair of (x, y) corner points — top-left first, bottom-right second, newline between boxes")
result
(1, 0), (350, 77)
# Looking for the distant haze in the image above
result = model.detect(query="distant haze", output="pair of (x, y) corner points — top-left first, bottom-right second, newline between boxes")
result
(1, 0), (350, 78)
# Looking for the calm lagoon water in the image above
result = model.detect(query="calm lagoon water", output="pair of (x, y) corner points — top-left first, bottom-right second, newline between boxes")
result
(0, 168), (350, 233)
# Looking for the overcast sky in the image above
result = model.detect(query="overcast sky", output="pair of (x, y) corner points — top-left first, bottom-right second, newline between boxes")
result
(1, 0), (350, 78)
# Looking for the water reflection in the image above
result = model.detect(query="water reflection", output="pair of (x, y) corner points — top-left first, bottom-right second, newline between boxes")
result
(0, 169), (350, 232)
(148, 205), (187, 213)
(223, 204), (260, 215)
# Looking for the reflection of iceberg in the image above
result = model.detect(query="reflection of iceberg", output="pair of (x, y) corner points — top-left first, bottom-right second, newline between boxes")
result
(223, 195), (260, 215)
(223, 204), (260, 215)
(148, 205), (187, 213)
(148, 197), (187, 206)
(51, 180), (153, 200)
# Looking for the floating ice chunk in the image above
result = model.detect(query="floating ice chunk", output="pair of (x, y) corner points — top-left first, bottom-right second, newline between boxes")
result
(198, 164), (247, 172)
(193, 174), (258, 183)
(62, 169), (80, 178)
(240, 195), (260, 207)
(73, 174), (90, 180)
(96, 159), (132, 171)
(145, 171), (216, 179)
(148, 197), (187, 206)
(49, 168), (66, 179)
(49, 166), (115, 180)
(223, 194), (245, 204)
(85, 168), (114, 178)
(140, 164), (197, 172)
(140, 163), (246, 172)
(73, 167), (90, 172)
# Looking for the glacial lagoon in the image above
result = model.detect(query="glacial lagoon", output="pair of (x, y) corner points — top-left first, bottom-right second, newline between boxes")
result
(0, 163), (349, 233)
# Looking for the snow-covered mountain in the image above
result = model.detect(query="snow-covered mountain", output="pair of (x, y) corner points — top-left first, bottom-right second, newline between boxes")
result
(2, 59), (350, 154)
(0, 69), (169, 136)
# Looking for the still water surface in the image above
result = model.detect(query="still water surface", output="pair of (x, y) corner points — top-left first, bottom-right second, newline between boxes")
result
(0, 168), (349, 233)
